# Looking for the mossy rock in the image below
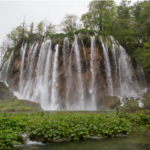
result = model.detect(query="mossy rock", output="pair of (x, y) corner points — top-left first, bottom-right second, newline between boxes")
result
(0, 82), (42, 112)
(118, 100), (141, 113)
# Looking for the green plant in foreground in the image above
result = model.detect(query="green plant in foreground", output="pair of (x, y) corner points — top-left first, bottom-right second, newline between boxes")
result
(1, 111), (150, 149)
(0, 129), (17, 150)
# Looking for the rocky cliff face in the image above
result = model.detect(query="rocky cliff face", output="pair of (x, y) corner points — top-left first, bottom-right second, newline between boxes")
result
(0, 82), (42, 112)
(1, 34), (147, 110)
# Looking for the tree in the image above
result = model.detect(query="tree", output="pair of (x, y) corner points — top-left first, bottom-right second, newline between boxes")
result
(7, 24), (27, 46)
(0, 40), (12, 67)
(45, 22), (56, 36)
(60, 14), (78, 33)
(133, 0), (150, 42)
(35, 21), (45, 36)
(111, 0), (137, 53)
(29, 22), (34, 35)
(81, 0), (116, 34)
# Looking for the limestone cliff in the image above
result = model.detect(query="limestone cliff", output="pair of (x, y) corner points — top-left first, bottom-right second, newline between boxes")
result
(1, 34), (147, 110)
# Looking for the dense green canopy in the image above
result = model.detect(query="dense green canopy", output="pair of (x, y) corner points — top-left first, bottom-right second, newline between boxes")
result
(1, 0), (150, 75)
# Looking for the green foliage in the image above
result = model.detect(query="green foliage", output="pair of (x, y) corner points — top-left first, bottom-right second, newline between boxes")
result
(49, 33), (67, 39)
(66, 31), (74, 36)
(0, 99), (39, 112)
(132, 42), (150, 74)
(119, 110), (150, 130)
(59, 14), (78, 33)
(81, 0), (115, 34)
(0, 129), (17, 150)
(35, 21), (45, 36)
(45, 23), (56, 37)
(74, 29), (95, 35)
(1, 111), (150, 149)
(0, 112), (132, 149)
(1, 0), (150, 76)
(7, 23), (28, 46)
(97, 31), (108, 36)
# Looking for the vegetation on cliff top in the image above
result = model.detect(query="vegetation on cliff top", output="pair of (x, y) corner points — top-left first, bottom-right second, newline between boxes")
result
(1, 0), (150, 75)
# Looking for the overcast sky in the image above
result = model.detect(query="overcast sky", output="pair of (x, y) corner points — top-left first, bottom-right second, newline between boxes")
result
(0, 0), (139, 45)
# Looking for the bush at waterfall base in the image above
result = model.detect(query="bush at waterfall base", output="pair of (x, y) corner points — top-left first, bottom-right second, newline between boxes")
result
(1, 111), (150, 149)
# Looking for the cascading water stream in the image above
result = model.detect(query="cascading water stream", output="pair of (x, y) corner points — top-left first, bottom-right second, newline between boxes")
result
(62, 37), (69, 68)
(19, 43), (27, 95)
(62, 37), (69, 108)
(41, 40), (52, 109)
(22, 40), (49, 106)
(20, 44), (38, 100)
(50, 44), (59, 110)
(89, 36), (97, 110)
(1, 35), (148, 110)
(110, 36), (119, 94)
(73, 35), (84, 110)
(137, 62), (147, 93)
(118, 45), (140, 97)
(27, 44), (34, 68)
(79, 33), (87, 61)
(100, 36), (113, 96)
(66, 46), (73, 110)
(27, 43), (38, 81)
(1, 50), (14, 86)
(118, 45), (143, 107)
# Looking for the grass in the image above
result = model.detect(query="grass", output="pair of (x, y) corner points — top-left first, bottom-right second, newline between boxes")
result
(0, 82), (42, 112)
(0, 99), (39, 112)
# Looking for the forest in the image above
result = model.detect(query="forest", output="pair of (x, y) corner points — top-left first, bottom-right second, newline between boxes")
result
(1, 0), (150, 75)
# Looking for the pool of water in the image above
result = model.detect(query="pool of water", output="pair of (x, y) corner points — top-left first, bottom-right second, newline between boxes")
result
(17, 132), (150, 150)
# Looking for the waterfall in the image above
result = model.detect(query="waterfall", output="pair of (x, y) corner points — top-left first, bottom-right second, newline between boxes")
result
(100, 36), (113, 96)
(118, 45), (143, 107)
(19, 43), (38, 100)
(1, 34), (148, 110)
(62, 37), (69, 109)
(1, 50), (14, 86)
(118, 45), (140, 97)
(89, 36), (97, 110)
(66, 46), (73, 110)
(137, 62), (147, 93)
(29, 40), (52, 109)
(62, 37), (69, 68)
(72, 35), (84, 110)
(27, 44), (34, 69)
(79, 33), (87, 61)
(19, 43), (27, 94)
(28, 43), (38, 81)
(110, 36), (119, 95)
(40, 40), (52, 109)
(51, 44), (59, 110)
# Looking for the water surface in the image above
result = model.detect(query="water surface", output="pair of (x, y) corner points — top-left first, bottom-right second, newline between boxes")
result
(18, 132), (150, 150)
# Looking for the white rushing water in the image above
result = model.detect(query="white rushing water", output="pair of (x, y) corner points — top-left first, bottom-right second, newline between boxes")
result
(137, 62), (147, 93)
(16, 43), (38, 99)
(31, 40), (53, 109)
(1, 35), (148, 110)
(72, 35), (84, 110)
(1, 50), (14, 86)
(19, 43), (27, 95)
(100, 36), (113, 96)
(66, 45), (73, 109)
(89, 36), (97, 110)
(110, 36), (119, 94)
(110, 36), (145, 107)
(50, 44), (59, 110)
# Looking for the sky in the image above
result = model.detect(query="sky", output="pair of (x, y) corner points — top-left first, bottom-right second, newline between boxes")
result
(0, 0), (139, 45)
